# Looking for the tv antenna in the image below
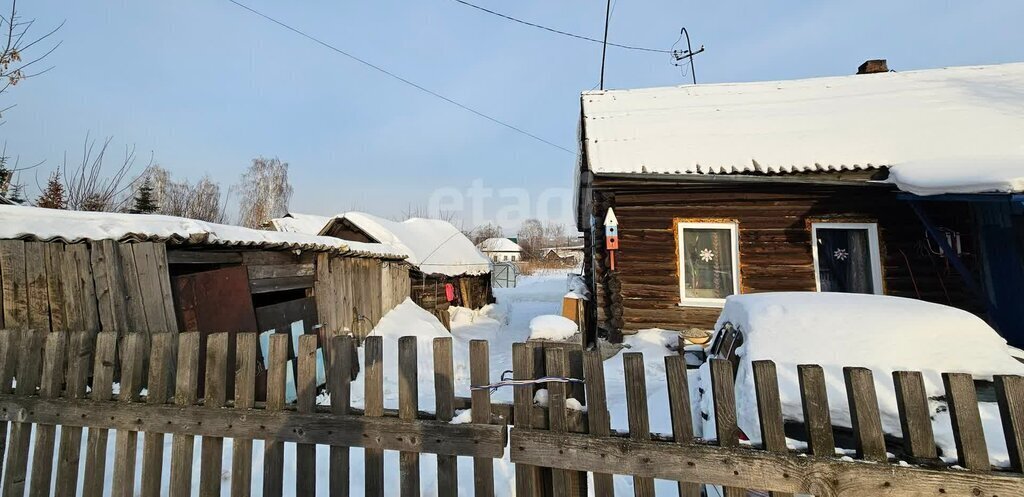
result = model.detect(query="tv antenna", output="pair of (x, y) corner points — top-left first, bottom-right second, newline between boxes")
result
(671, 27), (704, 85)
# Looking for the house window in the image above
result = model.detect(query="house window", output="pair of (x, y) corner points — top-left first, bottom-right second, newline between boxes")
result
(503, 255), (509, 261)
(811, 222), (883, 294)
(492, 255), (498, 262)
(677, 222), (740, 306)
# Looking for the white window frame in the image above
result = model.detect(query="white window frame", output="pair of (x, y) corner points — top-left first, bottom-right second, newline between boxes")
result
(810, 222), (883, 295)
(677, 222), (740, 307)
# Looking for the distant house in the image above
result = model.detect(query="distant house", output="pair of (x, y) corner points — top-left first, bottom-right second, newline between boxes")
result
(268, 212), (332, 234)
(542, 245), (584, 265)
(477, 237), (522, 262)
(319, 212), (494, 316)
(575, 61), (1024, 346)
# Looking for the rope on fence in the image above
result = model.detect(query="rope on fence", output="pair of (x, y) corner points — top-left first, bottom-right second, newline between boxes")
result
(471, 376), (585, 391)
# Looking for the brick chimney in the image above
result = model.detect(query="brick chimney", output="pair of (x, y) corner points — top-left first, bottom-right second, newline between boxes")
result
(858, 59), (889, 74)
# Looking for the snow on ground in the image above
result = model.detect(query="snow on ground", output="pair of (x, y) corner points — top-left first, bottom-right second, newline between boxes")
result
(528, 314), (578, 341)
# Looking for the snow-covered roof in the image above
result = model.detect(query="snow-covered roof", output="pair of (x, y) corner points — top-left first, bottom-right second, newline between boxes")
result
(698, 292), (1024, 466)
(477, 237), (522, 253)
(269, 212), (332, 235)
(326, 212), (491, 276)
(582, 62), (1024, 178)
(0, 205), (407, 259)
(886, 156), (1024, 195)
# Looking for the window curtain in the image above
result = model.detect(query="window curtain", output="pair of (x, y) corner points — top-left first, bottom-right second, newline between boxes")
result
(816, 228), (873, 293)
(683, 229), (734, 299)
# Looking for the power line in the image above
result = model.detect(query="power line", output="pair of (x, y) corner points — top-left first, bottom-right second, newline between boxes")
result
(452, 0), (670, 54)
(225, 0), (575, 155)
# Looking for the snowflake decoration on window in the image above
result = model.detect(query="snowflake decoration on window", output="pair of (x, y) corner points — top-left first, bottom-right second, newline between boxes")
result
(699, 248), (715, 262)
(833, 248), (849, 261)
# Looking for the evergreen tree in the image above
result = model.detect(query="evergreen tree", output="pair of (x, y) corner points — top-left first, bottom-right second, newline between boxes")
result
(35, 171), (67, 209)
(129, 179), (158, 214)
(7, 183), (25, 205)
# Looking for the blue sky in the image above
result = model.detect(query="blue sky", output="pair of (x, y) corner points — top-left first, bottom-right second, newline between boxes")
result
(4, 1), (1024, 230)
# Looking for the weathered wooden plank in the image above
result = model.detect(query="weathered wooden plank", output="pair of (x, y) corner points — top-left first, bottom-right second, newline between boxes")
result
(943, 372), (990, 471)
(250, 275), (315, 294)
(434, 337), (458, 497)
(509, 429), (1024, 497)
(399, 336), (421, 497)
(54, 331), (92, 496)
(132, 242), (170, 332)
(247, 263), (315, 280)
(242, 250), (313, 266)
(546, 347), (586, 497)
(166, 249), (243, 264)
(471, 340), (495, 497)
(230, 332), (258, 497)
(91, 240), (127, 334)
(893, 371), (938, 462)
(843, 367), (887, 462)
(666, 355), (701, 497)
(2, 329), (45, 497)
(112, 333), (145, 497)
(24, 242), (52, 332)
(0, 240), (29, 328)
(710, 358), (747, 497)
(624, 352), (655, 497)
(68, 243), (101, 334)
(151, 243), (179, 332)
(0, 330), (16, 484)
(995, 375), (1024, 473)
(751, 360), (793, 497)
(364, 335), (385, 497)
(513, 343), (539, 497)
(169, 332), (201, 497)
(141, 333), (176, 497)
(296, 334), (318, 497)
(798, 364), (835, 457)
(115, 243), (149, 332)
(262, 333), (288, 497)
(329, 335), (354, 497)
(582, 349), (614, 497)
(82, 331), (117, 497)
(200, 333), (229, 497)
(43, 243), (66, 332)
(27, 331), (66, 497)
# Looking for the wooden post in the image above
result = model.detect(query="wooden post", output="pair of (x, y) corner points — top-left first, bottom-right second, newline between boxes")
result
(168, 332), (201, 497)
(27, 331), (66, 497)
(943, 372), (990, 471)
(262, 333), (289, 497)
(843, 367), (887, 462)
(798, 364), (835, 457)
(230, 332), (258, 497)
(399, 336), (421, 497)
(471, 340), (495, 497)
(364, 335), (385, 497)
(584, 349), (614, 497)
(893, 371), (938, 463)
(54, 331), (92, 496)
(2, 329), (45, 497)
(710, 358), (746, 497)
(624, 352), (654, 497)
(199, 333), (229, 497)
(995, 375), (1024, 472)
(751, 360), (793, 497)
(433, 337), (458, 497)
(141, 332), (176, 497)
(666, 355), (701, 497)
(295, 334), (318, 496)
(329, 335), (355, 497)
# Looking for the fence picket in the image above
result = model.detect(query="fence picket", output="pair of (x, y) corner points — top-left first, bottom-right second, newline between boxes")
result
(433, 337), (458, 497)
(399, 336), (421, 497)
(709, 358), (746, 497)
(54, 331), (92, 496)
(364, 335), (385, 497)
(470, 340), (495, 497)
(583, 349), (614, 497)
(199, 333), (229, 497)
(844, 367), (887, 462)
(329, 335), (354, 497)
(797, 364), (835, 457)
(0, 329), (19, 485)
(665, 355), (701, 497)
(231, 332), (258, 497)
(943, 372), (990, 471)
(169, 332), (200, 497)
(112, 333), (145, 497)
(82, 332), (117, 497)
(296, 334), (318, 496)
(262, 333), (289, 497)
(624, 352), (655, 497)
(751, 360), (792, 497)
(27, 331), (66, 497)
(3, 329), (46, 497)
(892, 371), (938, 463)
(513, 343), (540, 497)
(995, 375), (1024, 473)
(141, 332), (175, 497)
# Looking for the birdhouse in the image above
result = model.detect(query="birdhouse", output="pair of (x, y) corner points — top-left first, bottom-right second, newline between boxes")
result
(604, 208), (619, 250)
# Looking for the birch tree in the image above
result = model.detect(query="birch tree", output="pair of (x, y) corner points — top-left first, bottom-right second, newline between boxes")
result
(234, 156), (292, 228)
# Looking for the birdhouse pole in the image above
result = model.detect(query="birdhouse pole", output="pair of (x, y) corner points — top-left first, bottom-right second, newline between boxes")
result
(604, 208), (619, 271)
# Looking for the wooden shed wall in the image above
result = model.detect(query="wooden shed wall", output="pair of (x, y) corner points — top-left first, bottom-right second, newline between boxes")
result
(584, 180), (981, 334)
(0, 240), (178, 336)
(409, 273), (493, 313)
(313, 255), (410, 339)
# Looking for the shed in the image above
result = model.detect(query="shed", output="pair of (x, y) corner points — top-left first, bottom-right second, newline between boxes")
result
(575, 62), (1024, 346)
(477, 237), (523, 262)
(319, 212), (493, 323)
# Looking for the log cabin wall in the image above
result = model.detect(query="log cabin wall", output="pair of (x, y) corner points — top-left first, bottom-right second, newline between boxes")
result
(583, 179), (982, 335)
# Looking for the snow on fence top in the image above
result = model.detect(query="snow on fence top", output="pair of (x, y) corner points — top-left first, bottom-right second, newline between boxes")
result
(582, 62), (1024, 184)
(0, 204), (408, 259)
(268, 212), (332, 235)
(476, 237), (522, 252)
(330, 212), (491, 276)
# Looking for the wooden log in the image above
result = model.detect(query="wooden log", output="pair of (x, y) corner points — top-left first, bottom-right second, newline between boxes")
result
(509, 429), (1024, 497)
(82, 331), (117, 497)
(141, 333), (175, 497)
(364, 335), (385, 497)
(471, 340), (495, 497)
(169, 332), (200, 497)
(893, 371), (939, 463)
(112, 333), (145, 497)
(666, 355), (701, 497)
(27, 331), (66, 497)
(798, 364), (835, 457)
(295, 334), (318, 497)
(230, 332), (258, 497)
(943, 373), (990, 471)
(262, 333), (288, 497)
(751, 360), (793, 497)
(54, 331), (92, 496)
(844, 367), (887, 462)
(584, 349), (614, 497)
(624, 353), (655, 497)
(513, 343), (540, 497)
(433, 337), (457, 497)
(399, 336), (421, 497)
(2, 329), (44, 497)
(995, 375), (1024, 473)
(329, 335), (354, 497)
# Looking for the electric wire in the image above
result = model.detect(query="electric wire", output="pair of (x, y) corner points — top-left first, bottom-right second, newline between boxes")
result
(225, 0), (575, 155)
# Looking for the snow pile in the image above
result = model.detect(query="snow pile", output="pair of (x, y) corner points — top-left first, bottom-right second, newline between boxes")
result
(528, 315), (578, 341)
(0, 205), (406, 259)
(887, 156), (1024, 195)
(333, 212), (491, 276)
(697, 292), (1024, 466)
(269, 212), (333, 234)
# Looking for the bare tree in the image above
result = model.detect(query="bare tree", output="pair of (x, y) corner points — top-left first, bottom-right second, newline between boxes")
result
(234, 156), (293, 228)
(543, 221), (566, 247)
(517, 218), (545, 260)
(0, 0), (62, 120)
(62, 135), (151, 212)
(469, 222), (504, 245)
(137, 165), (226, 223)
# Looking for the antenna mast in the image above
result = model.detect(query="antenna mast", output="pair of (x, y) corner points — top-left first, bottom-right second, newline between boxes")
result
(599, 0), (612, 90)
